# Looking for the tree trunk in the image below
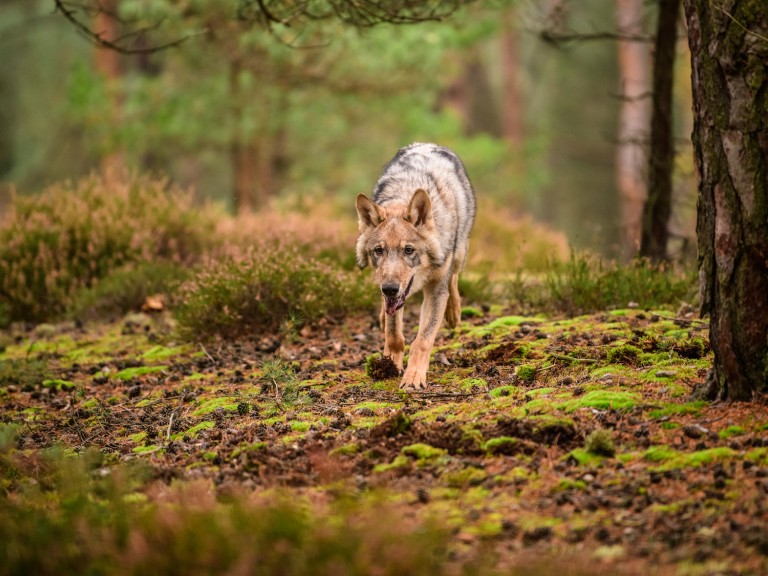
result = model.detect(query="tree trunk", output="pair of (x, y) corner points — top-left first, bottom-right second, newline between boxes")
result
(683, 0), (768, 401)
(93, 0), (123, 174)
(615, 0), (650, 260)
(500, 11), (524, 147)
(640, 0), (681, 261)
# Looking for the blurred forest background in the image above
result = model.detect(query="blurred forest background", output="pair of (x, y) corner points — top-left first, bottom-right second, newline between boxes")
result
(0, 0), (696, 260)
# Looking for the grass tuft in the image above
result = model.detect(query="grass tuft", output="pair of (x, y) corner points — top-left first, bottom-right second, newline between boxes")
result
(544, 252), (694, 316)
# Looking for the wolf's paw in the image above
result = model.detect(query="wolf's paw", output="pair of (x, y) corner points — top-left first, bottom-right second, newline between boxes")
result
(445, 304), (461, 329)
(400, 368), (428, 390)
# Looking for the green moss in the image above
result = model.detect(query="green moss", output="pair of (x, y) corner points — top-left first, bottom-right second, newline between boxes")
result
(648, 401), (708, 419)
(516, 364), (537, 384)
(460, 378), (487, 391)
(678, 447), (736, 468)
(461, 306), (483, 318)
(115, 365), (167, 380)
(523, 387), (556, 399)
(128, 431), (147, 444)
(141, 345), (190, 361)
(643, 445), (677, 462)
(482, 436), (518, 454)
(468, 315), (534, 337)
(42, 379), (77, 391)
(590, 365), (634, 379)
(644, 446), (736, 471)
(555, 478), (587, 491)
(330, 443), (359, 457)
(746, 447), (768, 465)
(174, 421), (214, 440)
(565, 448), (606, 466)
(401, 443), (447, 461)
(192, 397), (239, 416)
(444, 467), (487, 488)
(488, 385), (518, 398)
(584, 429), (615, 457)
(351, 401), (395, 413)
(561, 390), (640, 412)
(466, 512), (503, 538)
(291, 422), (311, 432)
(718, 425), (746, 439)
(373, 454), (410, 473)
(132, 445), (161, 454)
(606, 344), (643, 366)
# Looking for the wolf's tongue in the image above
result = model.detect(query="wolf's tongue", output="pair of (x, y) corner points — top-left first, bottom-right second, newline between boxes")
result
(384, 277), (413, 316)
(385, 298), (399, 316)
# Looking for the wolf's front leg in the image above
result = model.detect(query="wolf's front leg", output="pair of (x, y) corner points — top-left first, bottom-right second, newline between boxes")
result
(383, 301), (405, 371)
(401, 284), (449, 390)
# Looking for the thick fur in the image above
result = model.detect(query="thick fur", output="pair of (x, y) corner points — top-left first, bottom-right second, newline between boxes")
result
(355, 143), (476, 389)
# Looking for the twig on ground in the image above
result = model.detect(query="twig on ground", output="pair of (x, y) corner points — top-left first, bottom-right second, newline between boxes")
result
(200, 343), (218, 366)
(548, 353), (598, 364)
(407, 391), (481, 399)
(166, 412), (175, 441)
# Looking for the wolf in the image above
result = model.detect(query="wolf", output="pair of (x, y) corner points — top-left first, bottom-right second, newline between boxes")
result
(355, 143), (476, 390)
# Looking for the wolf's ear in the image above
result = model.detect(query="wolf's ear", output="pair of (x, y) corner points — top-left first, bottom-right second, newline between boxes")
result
(406, 189), (432, 228)
(356, 194), (385, 229)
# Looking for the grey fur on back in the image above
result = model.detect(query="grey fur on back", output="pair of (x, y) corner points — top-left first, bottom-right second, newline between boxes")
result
(372, 143), (476, 265)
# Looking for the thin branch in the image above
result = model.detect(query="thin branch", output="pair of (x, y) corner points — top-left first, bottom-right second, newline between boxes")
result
(548, 353), (598, 364)
(715, 4), (768, 44)
(540, 30), (654, 45)
(166, 412), (175, 441)
(53, 0), (193, 54)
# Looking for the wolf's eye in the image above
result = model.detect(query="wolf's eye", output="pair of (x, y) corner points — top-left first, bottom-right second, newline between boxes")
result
(373, 246), (384, 256)
(404, 245), (415, 255)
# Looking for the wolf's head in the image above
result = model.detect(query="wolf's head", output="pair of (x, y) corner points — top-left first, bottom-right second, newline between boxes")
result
(355, 189), (442, 315)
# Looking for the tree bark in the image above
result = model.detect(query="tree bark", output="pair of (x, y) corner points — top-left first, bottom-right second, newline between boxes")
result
(683, 0), (768, 401)
(615, 0), (651, 260)
(500, 10), (524, 147)
(640, 0), (681, 261)
(93, 0), (124, 174)
(229, 60), (275, 213)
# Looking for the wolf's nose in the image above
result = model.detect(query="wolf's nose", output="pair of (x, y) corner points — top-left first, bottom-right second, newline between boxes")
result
(381, 283), (399, 298)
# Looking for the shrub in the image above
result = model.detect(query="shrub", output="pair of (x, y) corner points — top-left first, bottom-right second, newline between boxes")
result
(0, 173), (218, 324)
(174, 245), (376, 340)
(544, 252), (694, 316)
(68, 261), (192, 321)
(216, 196), (359, 269)
(468, 199), (569, 275)
(0, 437), (464, 576)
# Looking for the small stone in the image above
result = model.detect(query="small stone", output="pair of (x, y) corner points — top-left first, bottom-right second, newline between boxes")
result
(683, 424), (709, 439)
(655, 370), (677, 378)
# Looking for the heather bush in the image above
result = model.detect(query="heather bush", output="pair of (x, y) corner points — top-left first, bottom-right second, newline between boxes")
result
(217, 197), (359, 269)
(174, 245), (376, 340)
(0, 436), (467, 576)
(67, 261), (192, 321)
(0, 174), (218, 325)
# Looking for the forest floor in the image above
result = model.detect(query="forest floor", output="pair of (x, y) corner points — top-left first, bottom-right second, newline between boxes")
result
(1, 303), (767, 575)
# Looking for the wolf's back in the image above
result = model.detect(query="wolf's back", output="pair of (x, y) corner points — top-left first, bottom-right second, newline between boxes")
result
(372, 143), (476, 257)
